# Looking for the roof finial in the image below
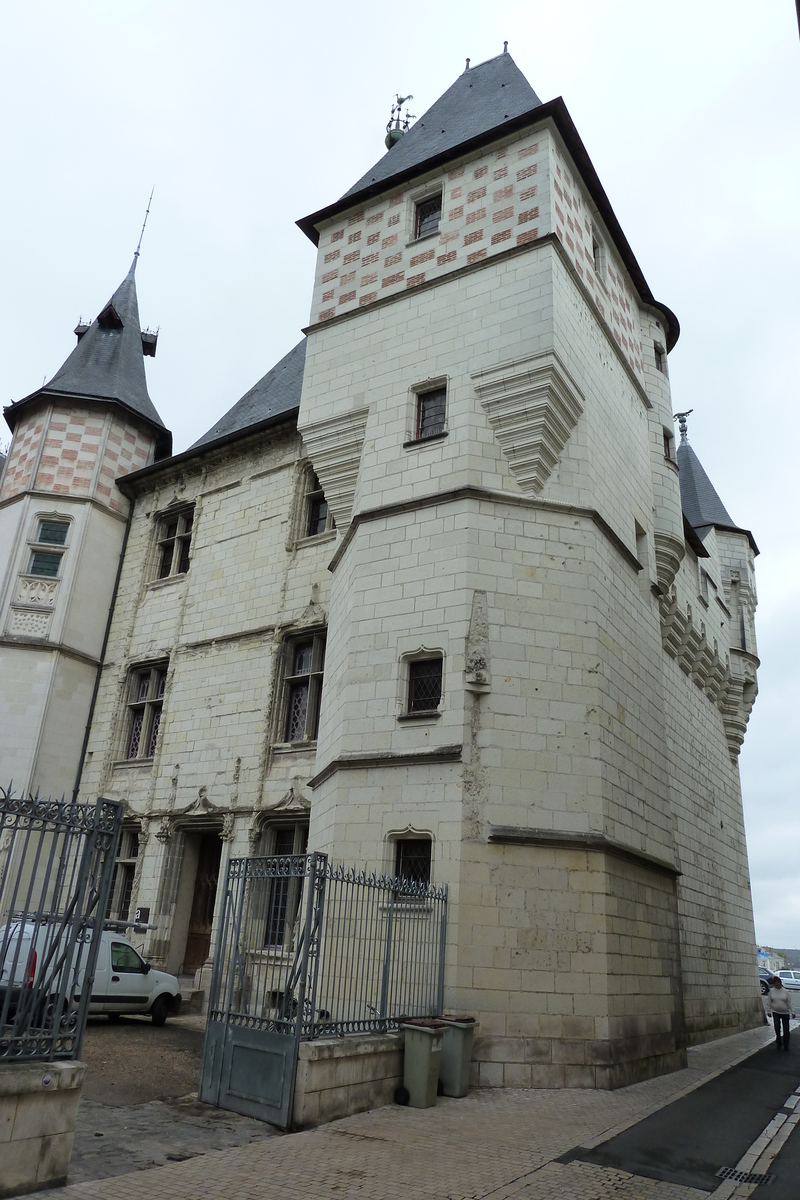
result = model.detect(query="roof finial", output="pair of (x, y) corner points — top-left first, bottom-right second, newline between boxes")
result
(503, 41), (508, 53)
(131, 187), (155, 272)
(385, 95), (415, 149)
(674, 409), (693, 444)
(465, 57), (470, 71)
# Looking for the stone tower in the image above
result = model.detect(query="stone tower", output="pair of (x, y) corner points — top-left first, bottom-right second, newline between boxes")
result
(296, 53), (761, 1086)
(0, 258), (171, 798)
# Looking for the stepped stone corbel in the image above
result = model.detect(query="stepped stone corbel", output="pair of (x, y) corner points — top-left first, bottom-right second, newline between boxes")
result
(703, 647), (727, 704)
(658, 589), (686, 659)
(653, 531), (685, 595)
(691, 630), (715, 690)
(300, 406), (370, 529)
(472, 350), (584, 494)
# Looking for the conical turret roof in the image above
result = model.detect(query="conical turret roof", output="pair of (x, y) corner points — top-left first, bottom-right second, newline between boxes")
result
(5, 258), (170, 454)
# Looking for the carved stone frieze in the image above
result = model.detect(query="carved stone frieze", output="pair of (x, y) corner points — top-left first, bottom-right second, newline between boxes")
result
(299, 406), (369, 529)
(472, 350), (584, 495)
(7, 608), (51, 637)
(14, 576), (59, 609)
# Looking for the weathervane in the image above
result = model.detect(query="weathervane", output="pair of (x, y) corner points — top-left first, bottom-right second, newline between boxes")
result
(673, 410), (693, 443)
(385, 95), (415, 149)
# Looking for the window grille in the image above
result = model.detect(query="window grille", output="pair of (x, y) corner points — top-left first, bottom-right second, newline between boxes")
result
(395, 838), (432, 885)
(408, 658), (443, 713)
(415, 194), (442, 239)
(416, 388), (446, 440)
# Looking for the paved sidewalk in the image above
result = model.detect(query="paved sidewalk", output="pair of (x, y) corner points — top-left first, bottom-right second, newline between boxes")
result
(46, 1024), (774, 1200)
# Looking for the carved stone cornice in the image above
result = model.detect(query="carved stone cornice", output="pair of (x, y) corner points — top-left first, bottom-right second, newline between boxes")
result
(299, 406), (369, 529)
(653, 531), (685, 595)
(472, 350), (584, 495)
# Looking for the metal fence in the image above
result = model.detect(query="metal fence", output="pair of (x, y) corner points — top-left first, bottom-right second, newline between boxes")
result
(0, 787), (123, 1061)
(208, 852), (448, 1040)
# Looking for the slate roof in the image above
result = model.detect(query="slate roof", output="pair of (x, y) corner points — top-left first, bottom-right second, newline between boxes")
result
(342, 53), (541, 200)
(4, 258), (170, 452)
(678, 439), (758, 553)
(190, 338), (306, 451)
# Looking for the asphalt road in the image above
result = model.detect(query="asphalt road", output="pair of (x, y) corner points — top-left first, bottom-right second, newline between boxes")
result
(69, 1014), (278, 1184)
(562, 1032), (800, 1192)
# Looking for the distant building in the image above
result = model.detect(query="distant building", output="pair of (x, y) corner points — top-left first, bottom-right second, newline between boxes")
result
(0, 52), (762, 1088)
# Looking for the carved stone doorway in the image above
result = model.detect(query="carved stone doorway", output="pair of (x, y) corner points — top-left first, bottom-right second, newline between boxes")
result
(183, 833), (222, 973)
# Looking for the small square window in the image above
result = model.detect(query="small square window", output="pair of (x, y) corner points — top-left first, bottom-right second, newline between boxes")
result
(416, 388), (446, 440)
(395, 839), (432, 885)
(408, 657), (443, 713)
(415, 194), (442, 240)
(654, 344), (666, 373)
(155, 509), (194, 580)
(282, 632), (326, 743)
(125, 663), (168, 760)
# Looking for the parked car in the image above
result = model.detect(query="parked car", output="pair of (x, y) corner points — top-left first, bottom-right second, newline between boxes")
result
(759, 967), (776, 995)
(776, 970), (800, 992)
(0, 922), (181, 1026)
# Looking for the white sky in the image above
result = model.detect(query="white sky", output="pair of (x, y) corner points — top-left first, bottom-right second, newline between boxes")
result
(1, 0), (797, 946)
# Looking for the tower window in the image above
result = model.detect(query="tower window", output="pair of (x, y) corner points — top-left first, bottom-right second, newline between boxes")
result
(663, 429), (674, 461)
(155, 508), (194, 579)
(408, 657), (443, 713)
(28, 518), (70, 576)
(395, 838), (432, 886)
(654, 344), (666, 373)
(414, 193), (442, 240)
(416, 387), (447, 440)
(124, 662), (168, 760)
(29, 551), (63, 577)
(38, 520), (69, 545)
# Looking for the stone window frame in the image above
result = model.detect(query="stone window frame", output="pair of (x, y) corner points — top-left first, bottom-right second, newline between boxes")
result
(121, 660), (169, 762)
(654, 342), (667, 375)
(386, 825), (435, 887)
(294, 464), (336, 544)
(404, 377), (449, 449)
(272, 629), (327, 748)
(396, 647), (445, 722)
(151, 505), (195, 582)
(26, 513), (72, 579)
(106, 824), (141, 922)
(662, 427), (675, 462)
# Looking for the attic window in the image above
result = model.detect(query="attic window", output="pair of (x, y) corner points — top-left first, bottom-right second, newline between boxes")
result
(97, 303), (123, 331)
(415, 193), (442, 240)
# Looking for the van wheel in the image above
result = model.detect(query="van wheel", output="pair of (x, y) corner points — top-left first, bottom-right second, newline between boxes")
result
(108, 1013), (122, 1024)
(151, 996), (170, 1027)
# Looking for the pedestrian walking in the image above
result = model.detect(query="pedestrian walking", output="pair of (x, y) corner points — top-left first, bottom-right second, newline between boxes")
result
(766, 976), (795, 1049)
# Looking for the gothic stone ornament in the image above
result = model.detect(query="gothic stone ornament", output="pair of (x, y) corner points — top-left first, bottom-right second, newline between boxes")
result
(472, 350), (584, 495)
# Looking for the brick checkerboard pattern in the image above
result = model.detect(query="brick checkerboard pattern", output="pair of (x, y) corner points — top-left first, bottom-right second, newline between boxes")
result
(45, 1026), (773, 1200)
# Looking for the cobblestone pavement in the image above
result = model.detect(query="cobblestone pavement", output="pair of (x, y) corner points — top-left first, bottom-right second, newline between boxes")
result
(44, 1024), (774, 1200)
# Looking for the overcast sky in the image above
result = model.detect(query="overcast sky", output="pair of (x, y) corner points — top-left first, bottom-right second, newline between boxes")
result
(1, 1), (797, 947)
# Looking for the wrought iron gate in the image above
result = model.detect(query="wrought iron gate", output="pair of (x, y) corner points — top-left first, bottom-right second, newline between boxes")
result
(200, 851), (447, 1129)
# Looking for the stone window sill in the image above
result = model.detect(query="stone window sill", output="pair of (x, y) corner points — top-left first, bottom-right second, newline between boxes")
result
(405, 230), (441, 249)
(271, 741), (319, 755)
(146, 573), (187, 592)
(403, 432), (448, 450)
(295, 530), (337, 550)
(396, 711), (442, 723)
(112, 758), (154, 771)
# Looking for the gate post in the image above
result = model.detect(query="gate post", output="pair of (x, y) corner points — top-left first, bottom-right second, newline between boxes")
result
(378, 881), (397, 1027)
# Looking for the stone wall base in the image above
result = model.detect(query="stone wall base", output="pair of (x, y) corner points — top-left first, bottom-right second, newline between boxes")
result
(685, 1001), (765, 1046)
(471, 1034), (688, 1090)
(293, 1033), (402, 1128)
(0, 1060), (85, 1198)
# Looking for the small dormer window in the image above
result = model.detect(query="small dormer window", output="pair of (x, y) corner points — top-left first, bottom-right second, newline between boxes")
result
(415, 194), (442, 240)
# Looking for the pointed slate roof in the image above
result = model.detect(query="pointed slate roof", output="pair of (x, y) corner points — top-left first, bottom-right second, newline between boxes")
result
(678, 437), (758, 554)
(343, 53), (541, 200)
(190, 338), (306, 451)
(4, 258), (170, 453)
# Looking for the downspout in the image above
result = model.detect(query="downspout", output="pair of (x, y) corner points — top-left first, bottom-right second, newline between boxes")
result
(72, 504), (133, 800)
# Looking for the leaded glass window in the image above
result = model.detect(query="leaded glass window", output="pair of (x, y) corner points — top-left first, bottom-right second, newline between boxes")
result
(408, 658), (443, 713)
(155, 508), (194, 579)
(263, 823), (309, 949)
(416, 387), (446, 440)
(415, 193), (442, 240)
(282, 633), (326, 743)
(303, 471), (335, 538)
(125, 663), (168, 760)
(395, 838), (432, 885)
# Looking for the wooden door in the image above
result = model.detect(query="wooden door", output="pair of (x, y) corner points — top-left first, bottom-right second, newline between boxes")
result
(184, 834), (222, 972)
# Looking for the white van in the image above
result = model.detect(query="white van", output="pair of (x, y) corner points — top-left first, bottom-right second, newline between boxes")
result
(0, 921), (181, 1026)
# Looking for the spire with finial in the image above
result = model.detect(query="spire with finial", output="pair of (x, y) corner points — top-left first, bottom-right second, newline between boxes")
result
(674, 410), (693, 444)
(385, 95), (415, 149)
